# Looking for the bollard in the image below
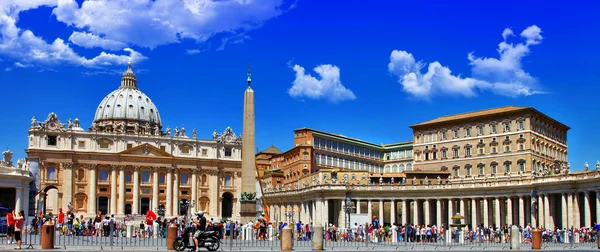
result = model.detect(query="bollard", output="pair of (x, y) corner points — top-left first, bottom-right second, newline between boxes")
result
(510, 225), (520, 250)
(531, 228), (541, 250)
(281, 226), (292, 251)
(313, 225), (323, 250)
(153, 222), (159, 238)
(167, 223), (178, 250)
(126, 223), (133, 238)
(41, 223), (55, 249)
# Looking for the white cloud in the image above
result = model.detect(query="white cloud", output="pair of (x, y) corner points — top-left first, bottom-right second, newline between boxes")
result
(0, 1), (146, 70)
(288, 64), (356, 103)
(68, 31), (126, 50)
(388, 25), (545, 99)
(52, 0), (292, 49)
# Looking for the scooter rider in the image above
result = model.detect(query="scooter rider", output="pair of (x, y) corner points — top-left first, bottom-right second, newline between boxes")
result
(192, 211), (207, 252)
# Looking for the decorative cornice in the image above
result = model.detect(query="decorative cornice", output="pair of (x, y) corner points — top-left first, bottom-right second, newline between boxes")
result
(61, 162), (74, 169)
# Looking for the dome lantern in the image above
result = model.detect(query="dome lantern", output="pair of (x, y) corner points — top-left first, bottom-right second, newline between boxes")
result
(120, 61), (137, 89)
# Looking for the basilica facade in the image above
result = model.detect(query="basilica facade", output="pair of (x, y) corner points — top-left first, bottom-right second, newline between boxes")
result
(261, 106), (600, 232)
(26, 63), (244, 220)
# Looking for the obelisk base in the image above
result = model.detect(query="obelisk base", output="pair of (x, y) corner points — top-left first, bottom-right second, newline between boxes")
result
(240, 200), (258, 224)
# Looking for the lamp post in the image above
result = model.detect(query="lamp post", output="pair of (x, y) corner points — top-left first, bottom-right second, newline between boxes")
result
(156, 204), (165, 217)
(285, 207), (294, 224)
(342, 194), (356, 230)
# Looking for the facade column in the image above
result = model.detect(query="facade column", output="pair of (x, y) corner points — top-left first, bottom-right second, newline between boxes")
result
(483, 198), (489, 227)
(584, 191), (591, 228)
(110, 165), (118, 214)
(118, 165), (125, 215)
(173, 169), (179, 216)
(413, 200), (419, 225)
(494, 198), (501, 227)
(519, 195), (525, 228)
(209, 170), (218, 217)
(367, 200), (372, 224)
(573, 192), (581, 228)
(567, 193), (574, 229)
(402, 199), (407, 225)
(460, 198), (466, 224)
(166, 168), (173, 216)
(21, 187), (29, 220)
(544, 194), (551, 228)
(356, 199), (361, 214)
(62, 163), (73, 211)
(323, 198), (329, 226)
(314, 199), (320, 225)
(88, 165), (97, 214)
(530, 196), (536, 228)
(152, 167), (159, 211)
(390, 200), (395, 225)
(471, 198), (477, 229)
(436, 199), (442, 227)
(423, 199), (430, 225)
(447, 199), (454, 227)
(538, 194), (545, 228)
(15, 187), (22, 213)
(507, 197), (513, 226)
(562, 193), (568, 229)
(596, 191), (600, 225)
(132, 167), (140, 215)
(379, 200), (384, 225)
(191, 171), (198, 213)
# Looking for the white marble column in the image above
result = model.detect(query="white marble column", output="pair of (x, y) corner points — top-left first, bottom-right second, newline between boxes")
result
(173, 170), (179, 216)
(413, 200), (419, 225)
(402, 199), (407, 225)
(460, 198), (466, 224)
(314, 199), (320, 225)
(596, 191), (600, 225)
(471, 198), (477, 228)
(424, 199), (430, 225)
(539, 194), (545, 228)
(110, 165), (118, 214)
(118, 166), (125, 215)
(530, 197), (536, 228)
(584, 191), (591, 227)
(356, 199), (361, 214)
(21, 187), (29, 220)
(494, 198), (501, 227)
(88, 165), (97, 214)
(483, 198), (489, 227)
(390, 200), (395, 225)
(379, 200), (384, 224)
(191, 171), (198, 213)
(567, 193), (573, 229)
(152, 168), (159, 211)
(209, 171), (218, 217)
(323, 198), (329, 226)
(507, 197), (513, 225)
(561, 193), (568, 229)
(367, 200), (372, 223)
(573, 192), (580, 228)
(15, 187), (22, 213)
(62, 163), (73, 211)
(519, 196), (525, 227)
(448, 199), (454, 227)
(544, 194), (551, 228)
(133, 167), (139, 215)
(436, 199), (442, 227)
(166, 168), (173, 216)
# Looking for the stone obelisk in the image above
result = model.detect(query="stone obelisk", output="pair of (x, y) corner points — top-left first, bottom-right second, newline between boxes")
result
(240, 65), (258, 224)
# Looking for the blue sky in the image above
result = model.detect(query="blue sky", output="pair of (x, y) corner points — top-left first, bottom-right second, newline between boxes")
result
(0, 0), (598, 170)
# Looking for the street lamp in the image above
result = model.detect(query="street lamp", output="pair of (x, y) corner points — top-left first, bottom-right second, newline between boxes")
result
(343, 194), (356, 230)
(285, 207), (294, 224)
(156, 204), (165, 217)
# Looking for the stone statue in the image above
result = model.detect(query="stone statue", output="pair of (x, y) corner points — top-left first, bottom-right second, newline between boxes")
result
(596, 161), (600, 171)
(74, 118), (80, 128)
(91, 122), (97, 131)
(67, 118), (73, 129)
(31, 116), (36, 127)
(17, 159), (24, 169)
(192, 129), (197, 138)
(175, 126), (179, 137)
(402, 177), (406, 184)
(424, 176), (429, 184)
(213, 130), (218, 140)
(412, 176), (416, 185)
(585, 162), (589, 171)
(166, 126), (171, 136)
(379, 176), (383, 185)
(134, 123), (139, 133)
(144, 122), (150, 135)
(2, 150), (13, 166)
(181, 126), (186, 137)
(437, 175), (441, 185)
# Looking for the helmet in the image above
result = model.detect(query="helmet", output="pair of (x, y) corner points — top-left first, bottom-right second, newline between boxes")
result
(195, 210), (204, 217)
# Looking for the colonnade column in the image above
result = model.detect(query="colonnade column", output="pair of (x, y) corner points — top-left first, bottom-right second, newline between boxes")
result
(567, 193), (573, 229)
(390, 200), (395, 225)
(544, 194), (550, 228)
(483, 198), (489, 227)
(402, 200), (407, 225)
(152, 167), (159, 211)
(562, 193), (568, 229)
(530, 196), (536, 228)
(132, 166), (140, 215)
(460, 199), (466, 224)
(447, 199), (453, 227)
(494, 198), (501, 227)
(379, 200), (384, 224)
(436, 199), (442, 227)
(166, 168), (173, 216)
(506, 197), (513, 226)
(538, 194), (545, 228)
(356, 199), (361, 214)
(596, 191), (600, 225)
(15, 187), (22, 213)
(110, 165), (117, 214)
(173, 170), (179, 216)
(584, 191), (591, 228)
(323, 199), (329, 226)
(413, 200), (419, 225)
(88, 165), (97, 214)
(471, 198), (477, 228)
(519, 196), (525, 228)
(367, 200), (372, 224)
(191, 171), (197, 213)
(573, 192), (580, 228)
(118, 165), (125, 215)
(424, 199), (430, 225)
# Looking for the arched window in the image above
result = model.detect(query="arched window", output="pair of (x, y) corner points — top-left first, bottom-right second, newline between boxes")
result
(125, 172), (132, 183)
(399, 164), (405, 172)
(159, 174), (165, 184)
(406, 163), (412, 171)
(141, 171), (150, 183)
(181, 173), (189, 185)
(385, 165), (391, 173)
(99, 169), (108, 182)
(47, 167), (57, 180)
(392, 164), (397, 173)
(224, 175), (232, 187)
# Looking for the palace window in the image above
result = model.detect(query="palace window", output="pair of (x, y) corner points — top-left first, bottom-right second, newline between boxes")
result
(466, 166), (471, 176)
(453, 167), (459, 177)
(78, 141), (85, 149)
(125, 172), (132, 183)
(127, 143), (133, 149)
(201, 148), (207, 156)
(465, 128), (471, 137)
(224, 147), (232, 157)
(159, 174), (165, 184)
(160, 145), (166, 151)
(343, 174), (348, 181)
(385, 165), (391, 173)
(504, 124), (511, 132)
(490, 124), (497, 134)
(99, 141), (109, 149)
(181, 145), (190, 154)
(362, 174), (367, 180)
(505, 145), (511, 152)
(478, 165), (484, 175)
(453, 129), (459, 138)
(492, 147), (497, 153)
(47, 167), (57, 180)
(504, 163), (511, 174)
(465, 147), (471, 157)
(406, 163), (412, 171)
(47, 135), (57, 146)
(424, 134), (430, 143)
(492, 165), (497, 174)
(181, 173), (189, 185)
(99, 170), (108, 182)
(431, 133), (437, 142)
(519, 163), (525, 173)
(141, 171), (150, 183)
(453, 149), (459, 158)
(479, 147), (484, 155)
(441, 150), (447, 159)
(441, 131), (447, 140)
(224, 175), (232, 187)
(77, 169), (85, 181)
(477, 126), (483, 136)
(518, 121), (525, 130)
(519, 144), (524, 150)
(352, 174), (356, 180)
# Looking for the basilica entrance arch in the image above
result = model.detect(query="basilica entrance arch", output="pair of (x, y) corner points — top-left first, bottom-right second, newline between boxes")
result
(42, 186), (59, 215)
(221, 192), (233, 219)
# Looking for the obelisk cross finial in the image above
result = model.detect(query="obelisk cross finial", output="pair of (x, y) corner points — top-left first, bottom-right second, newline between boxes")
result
(247, 64), (252, 86)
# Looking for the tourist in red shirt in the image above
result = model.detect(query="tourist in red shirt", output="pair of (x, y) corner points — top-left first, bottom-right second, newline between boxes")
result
(13, 210), (25, 250)
(6, 208), (15, 244)
(57, 208), (65, 235)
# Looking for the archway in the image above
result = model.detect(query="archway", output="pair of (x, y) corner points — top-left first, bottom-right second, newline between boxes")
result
(221, 192), (233, 219)
(42, 186), (59, 215)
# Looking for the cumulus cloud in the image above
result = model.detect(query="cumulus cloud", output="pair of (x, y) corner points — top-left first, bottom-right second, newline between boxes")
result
(288, 64), (356, 103)
(52, 0), (292, 49)
(0, 1), (146, 69)
(388, 25), (545, 100)
(68, 31), (126, 50)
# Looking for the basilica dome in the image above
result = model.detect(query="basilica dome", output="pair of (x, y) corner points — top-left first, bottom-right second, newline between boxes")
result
(92, 63), (162, 134)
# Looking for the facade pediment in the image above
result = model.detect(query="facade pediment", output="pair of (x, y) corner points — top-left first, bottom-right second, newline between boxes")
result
(119, 143), (173, 157)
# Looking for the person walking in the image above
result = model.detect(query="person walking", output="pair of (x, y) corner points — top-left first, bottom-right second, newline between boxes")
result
(13, 210), (25, 250)
(6, 208), (15, 244)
